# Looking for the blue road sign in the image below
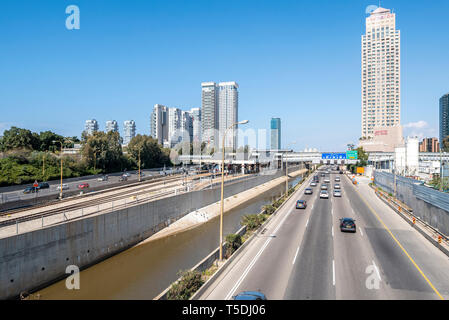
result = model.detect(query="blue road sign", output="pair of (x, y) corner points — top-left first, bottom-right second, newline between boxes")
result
(321, 153), (347, 160)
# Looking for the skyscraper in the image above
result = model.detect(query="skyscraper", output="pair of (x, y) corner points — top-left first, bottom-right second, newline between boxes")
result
(201, 82), (219, 148)
(361, 7), (401, 138)
(190, 107), (201, 143)
(105, 120), (118, 133)
(218, 82), (239, 151)
(84, 119), (99, 135)
(271, 118), (281, 150)
(150, 104), (169, 145)
(440, 93), (449, 145)
(168, 107), (182, 148)
(123, 120), (136, 145)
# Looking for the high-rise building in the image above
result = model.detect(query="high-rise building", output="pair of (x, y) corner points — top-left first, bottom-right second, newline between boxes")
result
(201, 82), (219, 148)
(361, 7), (401, 138)
(123, 120), (136, 145)
(190, 108), (201, 143)
(168, 107), (182, 148)
(419, 137), (440, 153)
(84, 119), (99, 135)
(271, 118), (281, 150)
(218, 81), (239, 151)
(440, 93), (449, 145)
(105, 120), (118, 133)
(150, 104), (169, 145)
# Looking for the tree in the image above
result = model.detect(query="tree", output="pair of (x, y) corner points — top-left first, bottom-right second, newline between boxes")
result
(442, 136), (449, 152)
(38, 131), (65, 152)
(81, 131), (124, 172)
(0, 127), (40, 151)
(127, 135), (172, 169)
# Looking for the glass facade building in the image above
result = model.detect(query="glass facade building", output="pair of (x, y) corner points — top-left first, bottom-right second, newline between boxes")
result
(440, 93), (449, 145)
(271, 118), (281, 150)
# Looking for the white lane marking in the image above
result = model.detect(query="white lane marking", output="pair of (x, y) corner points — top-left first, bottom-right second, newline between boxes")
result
(305, 218), (309, 228)
(292, 246), (300, 265)
(372, 260), (381, 281)
(332, 227), (334, 237)
(331, 208), (334, 216)
(225, 237), (272, 300)
(359, 227), (364, 237)
(332, 259), (336, 286)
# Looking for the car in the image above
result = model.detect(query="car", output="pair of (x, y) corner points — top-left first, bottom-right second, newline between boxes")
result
(78, 183), (89, 189)
(296, 200), (307, 209)
(334, 184), (341, 189)
(37, 182), (50, 189)
(320, 190), (329, 199)
(333, 190), (342, 197)
(119, 175), (128, 182)
(23, 186), (38, 194)
(57, 184), (69, 190)
(339, 170), (343, 174)
(305, 188), (313, 195)
(233, 291), (267, 300)
(123, 172), (131, 177)
(97, 175), (108, 182)
(321, 184), (328, 190)
(335, 177), (340, 182)
(324, 178), (330, 183)
(321, 173), (325, 177)
(310, 182), (317, 187)
(340, 218), (356, 233)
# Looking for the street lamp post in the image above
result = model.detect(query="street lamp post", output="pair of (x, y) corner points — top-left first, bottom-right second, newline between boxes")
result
(284, 142), (296, 196)
(219, 120), (249, 262)
(138, 148), (141, 182)
(53, 139), (72, 200)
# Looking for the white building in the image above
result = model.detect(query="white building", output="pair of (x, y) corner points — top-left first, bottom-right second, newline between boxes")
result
(190, 107), (201, 143)
(84, 119), (99, 135)
(361, 7), (401, 138)
(218, 81), (239, 151)
(123, 120), (136, 145)
(105, 120), (118, 133)
(150, 104), (169, 145)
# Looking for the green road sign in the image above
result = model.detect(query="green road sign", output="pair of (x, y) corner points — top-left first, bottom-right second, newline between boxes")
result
(346, 150), (358, 160)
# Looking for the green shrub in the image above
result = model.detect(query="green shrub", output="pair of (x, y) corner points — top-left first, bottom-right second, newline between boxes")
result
(241, 214), (268, 231)
(167, 270), (204, 300)
(262, 204), (276, 215)
(225, 233), (242, 257)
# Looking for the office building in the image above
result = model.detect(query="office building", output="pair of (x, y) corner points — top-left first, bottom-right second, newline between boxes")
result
(84, 119), (99, 135)
(190, 107), (201, 143)
(218, 82), (239, 151)
(419, 138), (440, 153)
(361, 7), (401, 138)
(440, 93), (449, 145)
(201, 82), (219, 148)
(105, 120), (118, 133)
(270, 118), (281, 150)
(123, 120), (136, 145)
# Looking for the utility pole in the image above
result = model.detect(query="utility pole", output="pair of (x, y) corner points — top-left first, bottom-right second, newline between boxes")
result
(138, 148), (141, 182)
(440, 148), (443, 192)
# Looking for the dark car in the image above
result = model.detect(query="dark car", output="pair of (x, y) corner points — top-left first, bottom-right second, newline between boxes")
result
(233, 291), (267, 300)
(78, 183), (89, 189)
(340, 218), (356, 233)
(23, 186), (38, 194)
(296, 200), (307, 209)
(339, 170), (343, 174)
(119, 175), (128, 182)
(305, 188), (313, 195)
(38, 182), (50, 189)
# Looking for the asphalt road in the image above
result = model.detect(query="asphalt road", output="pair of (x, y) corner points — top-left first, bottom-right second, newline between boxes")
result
(198, 170), (449, 300)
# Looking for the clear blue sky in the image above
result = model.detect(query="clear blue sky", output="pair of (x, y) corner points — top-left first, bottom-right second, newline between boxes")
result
(1, 0), (448, 151)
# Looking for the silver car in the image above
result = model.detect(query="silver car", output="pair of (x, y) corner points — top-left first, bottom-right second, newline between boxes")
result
(333, 190), (342, 197)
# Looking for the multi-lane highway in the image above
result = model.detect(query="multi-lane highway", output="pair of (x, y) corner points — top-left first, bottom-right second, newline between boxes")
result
(198, 168), (449, 300)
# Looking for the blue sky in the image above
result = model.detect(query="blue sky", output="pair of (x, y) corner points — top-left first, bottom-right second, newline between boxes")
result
(0, 0), (448, 151)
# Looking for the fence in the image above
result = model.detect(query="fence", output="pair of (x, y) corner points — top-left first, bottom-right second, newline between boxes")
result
(374, 171), (449, 236)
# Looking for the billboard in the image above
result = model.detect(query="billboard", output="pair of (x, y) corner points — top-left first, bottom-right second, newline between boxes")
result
(346, 151), (358, 160)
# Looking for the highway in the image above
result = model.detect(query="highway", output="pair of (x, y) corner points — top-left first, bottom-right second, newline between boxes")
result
(197, 168), (449, 300)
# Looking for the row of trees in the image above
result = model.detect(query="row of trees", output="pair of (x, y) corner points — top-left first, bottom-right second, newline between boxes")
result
(0, 127), (172, 187)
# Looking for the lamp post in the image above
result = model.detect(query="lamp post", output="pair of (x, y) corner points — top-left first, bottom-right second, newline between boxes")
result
(138, 147), (142, 182)
(284, 142), (296, 196)
(219, 120), (249, 262)
(52, 139), (72, 200)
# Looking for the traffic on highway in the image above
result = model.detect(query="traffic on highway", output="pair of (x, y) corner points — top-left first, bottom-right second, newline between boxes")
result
(197, 166), (449, 300)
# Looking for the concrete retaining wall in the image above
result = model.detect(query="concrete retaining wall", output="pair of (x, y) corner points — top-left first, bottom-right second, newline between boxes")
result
(0, 168), (300, 299)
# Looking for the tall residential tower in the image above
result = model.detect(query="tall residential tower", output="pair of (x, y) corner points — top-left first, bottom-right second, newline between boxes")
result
(361, 7), (401, 138)
(440, 93), (449, 145)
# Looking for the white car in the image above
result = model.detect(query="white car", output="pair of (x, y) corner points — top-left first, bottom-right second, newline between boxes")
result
(335, 177), (340, 182)
(57, 184), (69, 190)
(334, 184), (341, 190)
(333, 190), (342, 197)
(320, 190), (329, 199)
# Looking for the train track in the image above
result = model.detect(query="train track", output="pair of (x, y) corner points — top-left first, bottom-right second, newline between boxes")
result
(0, 171), (214, 222)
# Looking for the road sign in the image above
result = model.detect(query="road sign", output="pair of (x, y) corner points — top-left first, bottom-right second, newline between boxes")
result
(321, 153), (347, 160)
(33, 181), (39, 188)
(346, 150), (358, 160)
